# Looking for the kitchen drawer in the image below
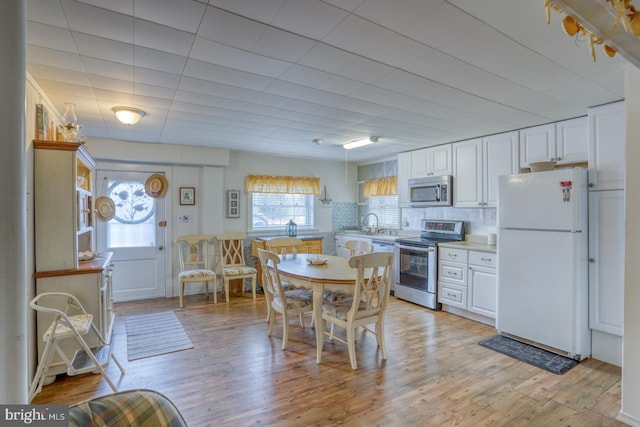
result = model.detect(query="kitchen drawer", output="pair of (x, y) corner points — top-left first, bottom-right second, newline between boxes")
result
(469, 251), (496, 268)
(438, 282), (466, 309)
(438, 262), (467, 285)
(439, 247), (468, 263)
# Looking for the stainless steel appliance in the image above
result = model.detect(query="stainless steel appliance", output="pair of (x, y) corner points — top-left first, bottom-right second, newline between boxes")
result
(408, 175), (453, 207)
(394, 220), (465, 309)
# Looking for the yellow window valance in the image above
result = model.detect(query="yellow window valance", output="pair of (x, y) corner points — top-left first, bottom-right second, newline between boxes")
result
(363, 177), (397, 197)
(246, 175), (321, 195)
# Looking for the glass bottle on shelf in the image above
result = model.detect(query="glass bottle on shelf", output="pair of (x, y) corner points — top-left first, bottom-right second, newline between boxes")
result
(61, 102), (78, 142)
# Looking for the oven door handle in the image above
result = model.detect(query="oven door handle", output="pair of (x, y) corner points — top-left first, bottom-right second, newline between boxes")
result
(395, 244), (435, 252)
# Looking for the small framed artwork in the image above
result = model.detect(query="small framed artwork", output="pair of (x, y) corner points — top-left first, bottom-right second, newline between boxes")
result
(227, 190), (240, 218)
(179, 187), (196, 205)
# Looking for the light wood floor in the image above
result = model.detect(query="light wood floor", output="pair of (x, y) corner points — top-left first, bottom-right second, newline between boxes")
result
(32, 293), (624, 426)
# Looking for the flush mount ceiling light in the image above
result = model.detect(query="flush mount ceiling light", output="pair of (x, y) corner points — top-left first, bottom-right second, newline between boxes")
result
(112, 106), (145, 125)
(343, 136), (379, 150)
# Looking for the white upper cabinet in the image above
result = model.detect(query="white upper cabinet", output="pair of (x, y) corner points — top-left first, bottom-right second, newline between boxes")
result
(519, 118), (588, 168)
(519, 123), (556, 167)
(411, 144), (452, 178)
(454, 131), (519, 208)
(588, 101), (626, 191)
(556, 116), (588, 164)
(453, 138), (482, 207)
(483, 131), (520, 207)
(397, 151), (411, 208)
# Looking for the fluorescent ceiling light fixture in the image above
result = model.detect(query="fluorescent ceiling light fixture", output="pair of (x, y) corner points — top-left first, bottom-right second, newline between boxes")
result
(112, 106), (145, 125)
(343, 136), (379, 150)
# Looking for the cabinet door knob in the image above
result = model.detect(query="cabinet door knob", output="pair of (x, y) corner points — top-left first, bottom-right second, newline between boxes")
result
(588, 183), (594, 188)
(158, 245), (164, 251)
(589, 258), (595, 263)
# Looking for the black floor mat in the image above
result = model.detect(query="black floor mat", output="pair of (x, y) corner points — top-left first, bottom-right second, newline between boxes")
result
(478, 335), (579, 375)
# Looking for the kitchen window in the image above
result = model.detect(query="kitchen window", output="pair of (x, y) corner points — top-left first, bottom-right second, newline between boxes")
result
(246, 174), (320, 232)
(362, 176), (399, 228)
(366, 195), (400, 228)
(250, 193), (314, 231)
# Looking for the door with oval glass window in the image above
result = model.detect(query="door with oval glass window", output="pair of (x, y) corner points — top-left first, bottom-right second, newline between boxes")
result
(95, 170), (167, 301)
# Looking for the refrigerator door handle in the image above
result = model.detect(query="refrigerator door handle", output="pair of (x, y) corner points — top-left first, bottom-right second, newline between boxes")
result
(499, 227), (582, 233)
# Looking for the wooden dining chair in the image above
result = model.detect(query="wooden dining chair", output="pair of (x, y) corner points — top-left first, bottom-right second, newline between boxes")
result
(216, 232), (257, 300)
(266, 237), (304, 258)
(257, 249), (313, 350)
(319, 252), (393, 369)
(175, 234), (217, 307)
(328, 239), (373, 339)
(344, 239), (373, 257)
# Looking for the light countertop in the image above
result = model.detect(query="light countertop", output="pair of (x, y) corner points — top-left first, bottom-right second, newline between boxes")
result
(438, 238), (496, 253)
(335, 230), (420, 242)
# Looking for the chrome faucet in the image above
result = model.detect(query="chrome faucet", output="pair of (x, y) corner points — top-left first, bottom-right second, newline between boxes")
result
(362, 212), (379, 232)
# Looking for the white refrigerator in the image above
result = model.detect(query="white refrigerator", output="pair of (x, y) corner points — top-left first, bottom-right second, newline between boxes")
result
(497, 168), (590, 360)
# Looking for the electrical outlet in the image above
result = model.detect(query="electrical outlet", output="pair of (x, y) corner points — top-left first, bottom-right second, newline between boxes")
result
(179, 215), (190, 223)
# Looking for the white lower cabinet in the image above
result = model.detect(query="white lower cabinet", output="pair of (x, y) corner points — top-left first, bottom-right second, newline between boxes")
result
(438, 247), (467, 309)
(467, 251), (497, 318)
(439, 246), (496, 325)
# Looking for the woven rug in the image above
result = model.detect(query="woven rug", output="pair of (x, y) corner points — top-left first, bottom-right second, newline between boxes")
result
(478, 335), (579, 375)
(125, 311), (193, 361)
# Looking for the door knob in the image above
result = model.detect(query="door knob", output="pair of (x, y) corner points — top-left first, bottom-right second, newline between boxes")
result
(588, 258), (595, 263)
(158, 245), (164, 251)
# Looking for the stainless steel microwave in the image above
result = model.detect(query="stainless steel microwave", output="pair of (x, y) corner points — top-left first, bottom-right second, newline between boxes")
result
(408, 175), (453, 207)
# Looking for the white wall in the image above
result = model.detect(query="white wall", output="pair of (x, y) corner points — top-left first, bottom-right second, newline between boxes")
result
(88, 140), (357, 299)
(223, 151), (357, 234)
(620, 67), (640, 426)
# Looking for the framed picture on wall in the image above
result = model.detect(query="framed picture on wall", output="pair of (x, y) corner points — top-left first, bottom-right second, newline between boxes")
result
(179, 187), (196, 205)
(227, 190), (240, 218)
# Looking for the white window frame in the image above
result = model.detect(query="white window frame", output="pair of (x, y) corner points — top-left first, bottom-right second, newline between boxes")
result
(366, 195), (400, 229)
(249, 192), (315, 232)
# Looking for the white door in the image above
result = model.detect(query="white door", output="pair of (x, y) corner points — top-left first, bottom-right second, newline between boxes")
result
(95, 170), (168, 302)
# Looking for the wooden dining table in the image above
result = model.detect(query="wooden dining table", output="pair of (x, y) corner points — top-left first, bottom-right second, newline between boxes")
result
(276, 254), (357, 363)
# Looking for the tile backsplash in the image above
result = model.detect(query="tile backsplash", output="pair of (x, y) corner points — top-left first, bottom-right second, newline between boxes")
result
(401, 207), (497, 237)
(331, 202), (358, 231)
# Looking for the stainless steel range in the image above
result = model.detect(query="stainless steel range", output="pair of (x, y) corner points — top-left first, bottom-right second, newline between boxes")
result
(393, 220), (465, 309)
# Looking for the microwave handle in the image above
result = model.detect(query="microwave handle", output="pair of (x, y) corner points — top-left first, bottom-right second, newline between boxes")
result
(436, 184), (441, 201)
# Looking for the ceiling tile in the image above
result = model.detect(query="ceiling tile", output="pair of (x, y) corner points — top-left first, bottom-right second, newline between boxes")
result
(198, 6), (267, 50)
(190, 37), (291, 78)
(207, 0), (287, 24)
(250, 27), (317, 62)
(135, 0), (206, 33)
(183, 59), (274, 91)
(271, 0), (348, 40)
